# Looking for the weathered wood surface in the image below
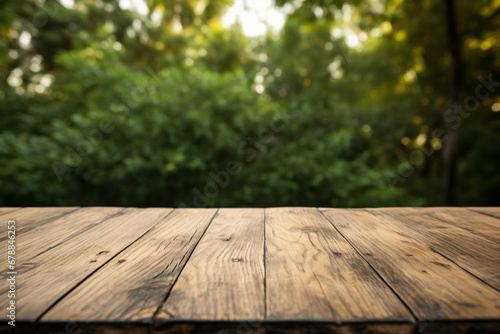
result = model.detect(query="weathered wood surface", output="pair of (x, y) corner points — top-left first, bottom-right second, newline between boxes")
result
(1, 208), (172, 321)
(44, 208), (217, 322)
(0, 207), (124, 273)
(321, 208), (500, 320)
(265, 207), (412, 323)
(468, 206), (500, 219)
(159, 208), (265, 322)
(0, 208), (21, 216)
(0, 207), (79, 242)
(367, 207), (500, 291)
(0, 207), (499, 334)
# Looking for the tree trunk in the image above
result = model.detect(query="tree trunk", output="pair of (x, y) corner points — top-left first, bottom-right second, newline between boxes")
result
(442, 0), (463, 206)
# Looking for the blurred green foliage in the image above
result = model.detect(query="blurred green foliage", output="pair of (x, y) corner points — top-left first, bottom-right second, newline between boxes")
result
(1, 0), (499, 207)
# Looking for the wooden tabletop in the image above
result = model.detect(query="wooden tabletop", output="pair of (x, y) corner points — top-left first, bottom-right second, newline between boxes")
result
(1, 207), (499, 333)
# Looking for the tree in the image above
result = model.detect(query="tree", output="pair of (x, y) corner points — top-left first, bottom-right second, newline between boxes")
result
(442, 0), (463, 206)
(1, 0), (499, 207)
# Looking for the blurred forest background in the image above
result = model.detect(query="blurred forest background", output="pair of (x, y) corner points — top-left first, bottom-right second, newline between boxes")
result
(1, 0), (499, 208)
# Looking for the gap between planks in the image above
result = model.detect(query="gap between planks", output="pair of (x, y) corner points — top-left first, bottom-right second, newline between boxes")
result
(1, 208), (174, 321)
(37, 209), (176, 322)
(317, 208), (419, 322)
(42, 208), (218, 323)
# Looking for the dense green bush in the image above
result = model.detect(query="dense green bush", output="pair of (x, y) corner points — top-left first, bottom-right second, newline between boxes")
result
(1, 0), (499, 207)
(1, 46), (417, 207)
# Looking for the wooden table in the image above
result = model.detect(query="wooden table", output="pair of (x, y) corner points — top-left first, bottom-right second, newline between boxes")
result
(1, 207), (499, 333)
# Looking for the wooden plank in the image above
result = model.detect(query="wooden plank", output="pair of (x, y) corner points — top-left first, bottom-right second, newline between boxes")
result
(158, 208), (266, 322)
(369, 207), (500, 291)
(43, 208), (217, 322)
(406, 207), (500, 244)
(321, 208), (500, 320)
(0, 207), (124, 273)
(0, 208), (173, 322)
(0, 207), (21, 216)
(468, 207), (500, 220)
(265, 207), (413, 323)
(0, 207), (79, 241)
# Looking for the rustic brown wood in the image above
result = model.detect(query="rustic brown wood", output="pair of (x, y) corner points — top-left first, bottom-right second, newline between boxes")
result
(0, 207), (79, 242)
(0, 207), (124, 273)
(368, 207), (500, 291)
(265, 207), (413, 323)
(158, 208), (266, 322)
(0, 207), (21, 216)
(42, 208), (217, 322)
(405, 207), (500, 244)
(1, 206), (499, 333)
(0, 208), (172, 322)
(321, 208), (500, 320)
(468, 207), (500, 219)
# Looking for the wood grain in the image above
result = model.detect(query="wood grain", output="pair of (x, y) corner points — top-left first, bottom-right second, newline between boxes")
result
(468, 207), (500, 220)
(0, 207), (79, 242)
(369, 207), (500, 291)
(406, 207), (500, 244)
(43, 208), (217, 322)
(321, 208), (500, 320)
(158, 208), (266, 322)
(0, 207), (124, 273)
(0, 207), (21, 216)
(0, 208), (173, 322)
(2, 206), (499, 333)
(265, 207), (413, 323)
